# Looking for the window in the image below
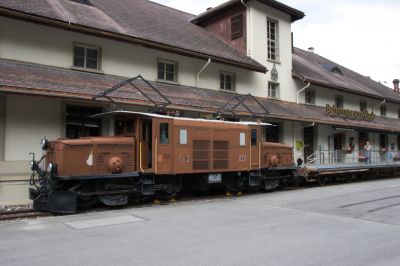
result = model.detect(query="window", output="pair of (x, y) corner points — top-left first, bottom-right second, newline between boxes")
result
(160, 123), (169, 144)
(231, 15), (243, 40)
(267, 18), (279, 61)
(65, 105), (102, 139)
(220, 72), (235, 91)
(335, 95), (343, 108)
(305, 89), (315, 104)
(251, 129), (257, 146)
(380, 105), (387, 117)
(265, 123), (280, 143)
(331, 67), (343, 75)
(115, 119), (134, 136)
(360, 100), (367, 112)
(380, 134), (388, 149)
(240, 132), (246, 146)
(179, 129), (187, 145)
(157, 59), (177, 82)
(69, 0), (92, 5)
(268, 82), (279, 99)
(73, 44), (100, 70)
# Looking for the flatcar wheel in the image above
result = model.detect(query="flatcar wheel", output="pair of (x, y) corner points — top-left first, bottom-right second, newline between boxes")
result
(318, 176), (328, 186)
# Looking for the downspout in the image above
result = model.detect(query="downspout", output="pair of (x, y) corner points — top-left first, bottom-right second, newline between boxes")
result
(296, 81), (311, 104)
(240, 0), (251, 57)
(196, 58), (211, 89)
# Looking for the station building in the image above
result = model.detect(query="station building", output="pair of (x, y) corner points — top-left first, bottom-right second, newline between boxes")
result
(0, 0), (399, 203)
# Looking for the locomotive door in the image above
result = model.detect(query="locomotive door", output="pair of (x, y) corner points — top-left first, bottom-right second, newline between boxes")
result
(139, 118), (153, 170)
(156, 119), (173, 174)
(250, 127), (260, 169)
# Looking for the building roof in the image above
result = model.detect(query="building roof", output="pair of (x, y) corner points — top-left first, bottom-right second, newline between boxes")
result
(1, 59), (400, 133)
(0, 0), (266, 72)
(192, 0), (305, 24)
(292, 47), (400, 103)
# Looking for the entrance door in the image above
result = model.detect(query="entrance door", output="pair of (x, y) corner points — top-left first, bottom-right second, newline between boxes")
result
(304, 127), (314, 162)
(334, 133), (344, 162)
(139, 119), (153, 169)
(359, 132), (367, 157)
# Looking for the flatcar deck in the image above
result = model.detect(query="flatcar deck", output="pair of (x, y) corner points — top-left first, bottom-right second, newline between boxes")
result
(303, 161), (400, 174)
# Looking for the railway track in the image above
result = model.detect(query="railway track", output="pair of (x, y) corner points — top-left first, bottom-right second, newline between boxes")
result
(0, 209), (53, 221)
(2, 175), (400, 221)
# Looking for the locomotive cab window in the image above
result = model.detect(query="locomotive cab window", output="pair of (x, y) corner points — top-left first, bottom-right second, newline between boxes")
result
(179, 129), (188, 145)
(115, 119), (134, 136)
(240, 132), (246, 146)
(251, 129), (257, 146)
(160, 123), (169, 144)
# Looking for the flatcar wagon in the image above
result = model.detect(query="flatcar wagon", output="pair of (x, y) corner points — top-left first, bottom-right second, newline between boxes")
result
(29, 111), (295, 213)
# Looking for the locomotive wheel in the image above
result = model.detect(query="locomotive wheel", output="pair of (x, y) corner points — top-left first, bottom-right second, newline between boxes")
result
(78, 195), (98, 210)
(95, 181), (129, 207)
(318, 176), (328, 186)
(263, 179), (279, 191)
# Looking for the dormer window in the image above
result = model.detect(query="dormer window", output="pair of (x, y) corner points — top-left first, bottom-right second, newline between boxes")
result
(331, 67), (343, 75)
(157, 59), (178, 82)
(335, 95), (343, 108)
(305, 89), (315, 104)
(360, 100), (367, 112)
(73, 43), (101, 70)
(231, 15), (243, 40)
(220, 72), (236, 91)
(69, 0), (93, 6)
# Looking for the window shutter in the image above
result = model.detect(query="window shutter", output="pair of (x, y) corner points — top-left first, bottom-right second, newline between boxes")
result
(231, 15), (243, 40)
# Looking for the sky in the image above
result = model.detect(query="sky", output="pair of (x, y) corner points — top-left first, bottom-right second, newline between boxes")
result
(153, 0), (400, 88)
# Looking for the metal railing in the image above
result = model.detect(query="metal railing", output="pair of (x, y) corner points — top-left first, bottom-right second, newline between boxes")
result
(306, 149), (400, 166)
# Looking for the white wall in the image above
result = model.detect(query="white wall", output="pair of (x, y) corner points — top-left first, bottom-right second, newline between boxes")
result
(0, 16), (264, 96)
(247, 1), (297, 101)
(297, 83), (400, 119)
(5, 95), (62, 161)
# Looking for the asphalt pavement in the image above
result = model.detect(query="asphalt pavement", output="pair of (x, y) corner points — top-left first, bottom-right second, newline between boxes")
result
(2, 178), (400, 265)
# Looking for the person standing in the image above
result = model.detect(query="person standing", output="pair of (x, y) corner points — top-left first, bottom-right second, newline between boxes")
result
(364, 141), (372, 164)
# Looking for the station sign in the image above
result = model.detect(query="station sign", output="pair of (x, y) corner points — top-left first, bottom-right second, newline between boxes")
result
(326, 104), (375, 121)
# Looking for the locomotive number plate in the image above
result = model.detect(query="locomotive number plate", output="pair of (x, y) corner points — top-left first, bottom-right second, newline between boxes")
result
(208, 173), (222, 184)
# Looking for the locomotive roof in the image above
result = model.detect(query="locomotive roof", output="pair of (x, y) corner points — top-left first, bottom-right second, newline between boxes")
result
(93, 111), (273, 126)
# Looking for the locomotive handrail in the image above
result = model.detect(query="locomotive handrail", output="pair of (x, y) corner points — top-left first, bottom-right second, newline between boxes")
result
(306, 151), (319, 165)
(305, 149), (400, 166)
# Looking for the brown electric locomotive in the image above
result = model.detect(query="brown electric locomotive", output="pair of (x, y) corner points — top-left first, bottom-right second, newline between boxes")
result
(29, 111), (295, 213)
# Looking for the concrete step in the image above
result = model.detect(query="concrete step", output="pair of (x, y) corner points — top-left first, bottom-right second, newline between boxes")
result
(0, 175), (31, 206)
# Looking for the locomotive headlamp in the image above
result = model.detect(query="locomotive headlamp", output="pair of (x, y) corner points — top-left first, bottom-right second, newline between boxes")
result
(47, 163), (54, 173)
(40, 138), (48, 150)
(29, 160), (35, 171)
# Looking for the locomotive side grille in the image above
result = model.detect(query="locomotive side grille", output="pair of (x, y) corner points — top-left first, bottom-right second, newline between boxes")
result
(213, 141), (229, 169)
(193, 140), (210, 170)
(193, 140), (210, 150)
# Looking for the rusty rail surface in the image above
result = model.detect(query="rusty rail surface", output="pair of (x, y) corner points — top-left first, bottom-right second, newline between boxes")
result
(0, 209), (53, 221)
